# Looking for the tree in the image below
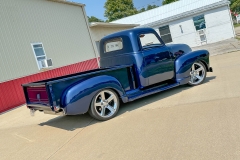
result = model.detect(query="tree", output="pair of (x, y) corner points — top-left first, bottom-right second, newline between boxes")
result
(230, 0), (240, 12)
(138, 8), (146, 13)
(104, 0), (138, 22)
(162, 0), (179, 5)
(147, 4), (158, 10)
(88, 16), (104, 23)
(138, 4), (158, 13)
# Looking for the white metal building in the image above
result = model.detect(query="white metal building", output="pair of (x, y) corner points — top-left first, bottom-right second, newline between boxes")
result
(113, 0), (235, 47)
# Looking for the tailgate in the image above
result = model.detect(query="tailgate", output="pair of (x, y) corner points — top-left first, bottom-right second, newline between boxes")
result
(22, 83), (52, 111)
(26, 86), (49, 104)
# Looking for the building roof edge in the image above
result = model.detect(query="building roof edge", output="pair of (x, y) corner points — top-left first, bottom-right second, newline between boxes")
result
(47, 0), (85, 7)
(140, 0), (230, 28)
(90, 22), (139, 28)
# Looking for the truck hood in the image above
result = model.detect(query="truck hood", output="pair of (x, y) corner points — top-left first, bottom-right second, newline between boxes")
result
(166, 44), (192, 58)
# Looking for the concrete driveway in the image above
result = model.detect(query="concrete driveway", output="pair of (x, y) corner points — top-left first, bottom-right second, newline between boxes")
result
(192, 26), (240, 56)
(1, 51), (240, 160)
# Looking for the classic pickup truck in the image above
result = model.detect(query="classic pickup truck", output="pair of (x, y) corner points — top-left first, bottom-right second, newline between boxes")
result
(22, 28), (213, 121)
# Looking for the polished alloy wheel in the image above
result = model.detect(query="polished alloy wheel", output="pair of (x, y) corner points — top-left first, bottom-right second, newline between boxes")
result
(93, 90), (118, 118)
(188, 62), (206, 85)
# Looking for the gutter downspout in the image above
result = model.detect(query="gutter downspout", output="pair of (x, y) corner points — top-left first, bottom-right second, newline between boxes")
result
(82, 6), (100, 68)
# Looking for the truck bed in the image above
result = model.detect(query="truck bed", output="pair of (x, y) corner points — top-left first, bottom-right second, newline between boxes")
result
(22, 65), (135, 112)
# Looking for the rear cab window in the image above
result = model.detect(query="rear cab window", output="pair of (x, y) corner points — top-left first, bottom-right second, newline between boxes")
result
(104, 38), (123, 53)
(139, 33), (163, 49)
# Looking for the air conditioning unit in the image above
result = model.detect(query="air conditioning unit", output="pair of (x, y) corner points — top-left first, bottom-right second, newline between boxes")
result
(197, 29), (207, 43)
(38, 59), (53, 69)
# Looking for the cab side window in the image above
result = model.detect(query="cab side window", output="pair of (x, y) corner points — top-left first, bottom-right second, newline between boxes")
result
(139, 33), (162, 49)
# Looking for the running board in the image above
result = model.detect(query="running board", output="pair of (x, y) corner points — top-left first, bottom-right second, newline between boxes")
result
(127, 83), (180, 102)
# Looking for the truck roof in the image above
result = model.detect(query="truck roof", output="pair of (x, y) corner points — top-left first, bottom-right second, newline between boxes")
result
(102, 27), (155, 40)
(99, 27), (160, 57)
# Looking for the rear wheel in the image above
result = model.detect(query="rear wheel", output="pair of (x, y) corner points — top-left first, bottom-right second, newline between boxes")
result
(188, 61), (206, 86)
(88, 89), (120, 121)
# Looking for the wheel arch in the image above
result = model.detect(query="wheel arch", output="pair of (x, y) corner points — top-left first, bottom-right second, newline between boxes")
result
(175, 50), (210, 84)
(199, 59), (209, 72)
(102, 88), (124, 103)
(61, 75), (126, 115)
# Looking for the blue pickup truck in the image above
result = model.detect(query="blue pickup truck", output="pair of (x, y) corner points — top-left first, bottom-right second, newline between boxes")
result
(22, 28), (213, 121)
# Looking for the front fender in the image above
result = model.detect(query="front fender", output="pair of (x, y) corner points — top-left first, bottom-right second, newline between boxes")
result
(175, 50), (210, 84)
(61, 75), (126, 115)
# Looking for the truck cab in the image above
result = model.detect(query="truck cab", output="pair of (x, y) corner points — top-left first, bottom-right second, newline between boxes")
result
(100, 28), (200, 88)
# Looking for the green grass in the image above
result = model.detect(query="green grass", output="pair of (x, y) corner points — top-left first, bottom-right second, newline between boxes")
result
(234, 23), (240, 28)
(235, 37), (240, 41)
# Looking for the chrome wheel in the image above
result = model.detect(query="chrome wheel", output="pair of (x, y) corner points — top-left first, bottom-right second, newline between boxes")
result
(188, 62), (206, 85)
(93, 90), (118, 119)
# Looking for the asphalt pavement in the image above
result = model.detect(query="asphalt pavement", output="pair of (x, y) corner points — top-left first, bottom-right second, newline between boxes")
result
(1, 51), (240, 160)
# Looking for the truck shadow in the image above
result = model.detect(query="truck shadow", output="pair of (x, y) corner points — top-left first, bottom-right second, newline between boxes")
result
(39, 76), (216, 131)
(118, 85), (187, 116)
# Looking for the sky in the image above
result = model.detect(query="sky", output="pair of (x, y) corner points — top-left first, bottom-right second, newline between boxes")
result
(72, 0), (163, 21)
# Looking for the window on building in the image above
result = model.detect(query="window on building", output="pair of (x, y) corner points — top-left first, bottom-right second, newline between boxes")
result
(104, 38), (123, 53)
(139, 33), (163, 49)
(31, 43), (47, 69)
(159, 25), (173, 44)
(193, 15), (206, 31)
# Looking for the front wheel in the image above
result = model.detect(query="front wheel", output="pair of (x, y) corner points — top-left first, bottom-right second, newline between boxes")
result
(188, 62), (206, 86)
(88, 89), (120, 121)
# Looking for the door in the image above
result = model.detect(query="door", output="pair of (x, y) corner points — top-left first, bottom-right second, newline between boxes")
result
(139, 32), (174, 86)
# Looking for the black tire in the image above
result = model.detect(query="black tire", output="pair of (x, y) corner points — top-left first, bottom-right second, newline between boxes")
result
(188, 61), (207, 86)
(88, 89), (120, 121)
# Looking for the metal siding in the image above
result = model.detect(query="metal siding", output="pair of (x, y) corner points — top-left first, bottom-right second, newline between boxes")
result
(0, 59), (98, 113)
(168, 16), (201, 47)
(0, 0), (96, 83)
(160, 6), (233, 47)
(204, 6), (235, 43)
(116, 2), (232, 48)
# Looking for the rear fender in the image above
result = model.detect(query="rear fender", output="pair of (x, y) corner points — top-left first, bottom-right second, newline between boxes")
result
(61, 75), (126, 115)
(175, 50), (210, 84)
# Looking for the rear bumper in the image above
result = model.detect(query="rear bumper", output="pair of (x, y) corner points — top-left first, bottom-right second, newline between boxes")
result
(27, 104), (65, 115)
(28, 104), (52, 111)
